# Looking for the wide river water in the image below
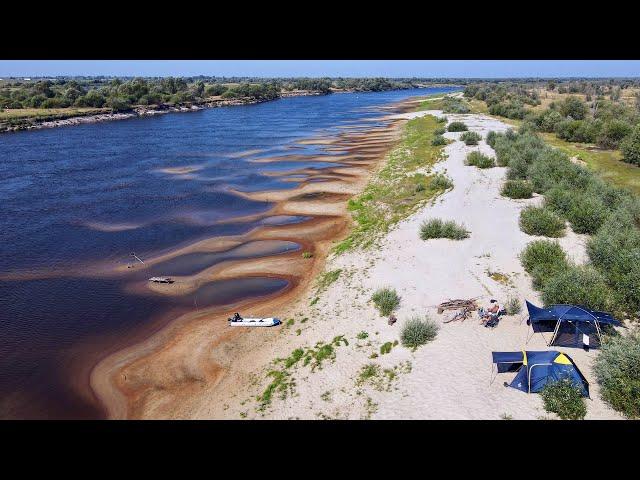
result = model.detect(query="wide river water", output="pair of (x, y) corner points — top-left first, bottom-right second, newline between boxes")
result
(0, 87), (458, 418)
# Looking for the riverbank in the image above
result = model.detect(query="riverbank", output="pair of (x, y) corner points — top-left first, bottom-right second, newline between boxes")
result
(147, 109), (622, 420)
(0, 86), (461, 134)
(90, 97), (426, 418)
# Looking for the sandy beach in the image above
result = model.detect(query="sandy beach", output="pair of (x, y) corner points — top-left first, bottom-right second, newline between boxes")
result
(91, 102), (623, 420)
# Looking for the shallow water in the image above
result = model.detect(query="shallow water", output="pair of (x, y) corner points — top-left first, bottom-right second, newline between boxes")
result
(0, 87), (458, 418)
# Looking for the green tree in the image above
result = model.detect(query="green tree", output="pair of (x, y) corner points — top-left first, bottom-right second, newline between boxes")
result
(559, 96), (588, 120)
(620, 124), (640, 166)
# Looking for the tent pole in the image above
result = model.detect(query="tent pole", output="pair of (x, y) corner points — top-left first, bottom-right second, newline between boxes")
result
(594, 319), (603, 345)
(549, 318), (561, 346)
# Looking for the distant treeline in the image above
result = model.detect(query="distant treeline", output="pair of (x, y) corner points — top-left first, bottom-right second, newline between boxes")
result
(0, 77), (457, 112)
(464, 81), (640, 166)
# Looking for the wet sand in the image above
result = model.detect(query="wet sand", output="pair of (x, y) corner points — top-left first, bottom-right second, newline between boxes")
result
(90, 99), (414, 418)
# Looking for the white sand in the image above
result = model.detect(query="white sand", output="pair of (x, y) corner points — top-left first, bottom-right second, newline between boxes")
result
(216, 110), (623, 420)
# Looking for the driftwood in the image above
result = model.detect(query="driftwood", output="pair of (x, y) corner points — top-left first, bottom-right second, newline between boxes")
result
(438, 298), (479, 323)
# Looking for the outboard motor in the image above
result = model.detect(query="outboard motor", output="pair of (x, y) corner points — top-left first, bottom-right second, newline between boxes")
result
(228, 312), (243, 322)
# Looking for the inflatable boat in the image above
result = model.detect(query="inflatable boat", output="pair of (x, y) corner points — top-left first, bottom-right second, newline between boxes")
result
(228, 317), (281, 327)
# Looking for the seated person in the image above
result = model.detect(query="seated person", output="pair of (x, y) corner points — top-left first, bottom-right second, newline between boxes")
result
(479, 300), (500, 324)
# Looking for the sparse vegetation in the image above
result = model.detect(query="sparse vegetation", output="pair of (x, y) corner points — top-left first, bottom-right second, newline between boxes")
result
(505, 297), (522, 315)
(419, 218), (469, 240)
(371, 287), (401, 316)
(400, 316), (439, 350)
(540, 379), (587, 420)
(316, 269), (342, 293)
(302, 251), (313, 259)
(519, 205), (566, 237)
(334, 115), (448, 254)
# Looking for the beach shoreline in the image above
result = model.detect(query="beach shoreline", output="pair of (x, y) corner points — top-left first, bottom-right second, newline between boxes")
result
(89, 97), (421, 419)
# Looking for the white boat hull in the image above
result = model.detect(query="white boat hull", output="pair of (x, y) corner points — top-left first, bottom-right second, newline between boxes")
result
(228, 317), (281, 327)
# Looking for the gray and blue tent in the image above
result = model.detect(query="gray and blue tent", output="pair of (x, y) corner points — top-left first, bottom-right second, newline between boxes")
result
(525, 301), (621, 349)
(492, 350), (589, 397)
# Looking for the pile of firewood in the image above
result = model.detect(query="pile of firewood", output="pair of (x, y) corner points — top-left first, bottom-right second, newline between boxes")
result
(437, 298), (479, 323)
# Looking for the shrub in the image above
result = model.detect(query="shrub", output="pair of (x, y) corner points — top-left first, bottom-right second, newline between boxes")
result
(460, 131), (482, 145)
(541, 265), (612, 311)
(544, 185), (575, 215)
(594, 333), (640, 418)
(428, 173), (453, 190)
(501, 180), (533, 199)
(519, 206), (566, 237)
(400, 316), (439, 350)
(505, 297), (522, 315)
(447, 121), (468, 132)
(520, 240), (569, 289)
(534, 109), (563, 132)
(559, 96), (588, 120)
(465, 151), (495, 168)
(442, 97), (470, 114)
(540, 379), (587, 420)
(431, 135), (447, 146)
(620, 124), (640, 166)
(554, 118), (601, 143)
(597, 119), (633, 149)
(566, 194), (609, 234)
(434, 126), (446, 136)
(486, 130), (498, 148)
(371, 287), (400, 316)
(437, 116), (447, 123)
(419, 218), (469, 240)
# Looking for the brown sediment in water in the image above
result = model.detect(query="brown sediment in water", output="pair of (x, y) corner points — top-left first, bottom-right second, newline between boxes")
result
(90, 99), (416, 419)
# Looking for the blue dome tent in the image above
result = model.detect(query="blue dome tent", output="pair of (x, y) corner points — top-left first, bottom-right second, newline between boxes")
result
(525, 300), (621, 349)
(491, 350), (589, 397)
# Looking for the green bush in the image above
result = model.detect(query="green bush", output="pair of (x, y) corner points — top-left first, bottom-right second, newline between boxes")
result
(520, 240), (569, 289)
(501, 180), (533, 199)
(559, 96), (588, 120)
(428, 173), (453, 190)
(566, 194), (609, 234)
(541, 265), (612, 311)
(400, 316), (439, 350)
(447, 121), (468, 132)
(431, 135), (447, 146)
(465, 151), (495, 168)
(371, 287), (401, 316)
(460, 131), (482, 145)
(587, 210), (640, 311)
(544, 185), (575, 215)
(505, 297), (522, 315)
(434, 126), (446, 136)
(420, 218), (469, 240)
(597, 119), (633, 149)
(594, 332), (640, 418)
(540, 379), (587, 420)
(519, 206), (566, 237)
(620, 124), (640, 166)
(486, 130), (498, 148)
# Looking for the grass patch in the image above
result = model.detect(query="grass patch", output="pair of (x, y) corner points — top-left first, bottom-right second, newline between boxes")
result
(540, 379), (587, 420)
(501, 180), (534, 199)
(419, 218), (469, 240)
(371, 287), (400, 316)
(400, 316), (439, 350)
(431, 135), (447, 146)
(519, 206), (566, 237)
(356, 331), (369, 340)
(334, 115), (447, 254)
(594, 332), (640, 418)
(447, 121), (468, 132)
(465, 151), (495, 168)
(428, 173), (453, 190)
(301, 251), (313, 259)
(460, 131), (482, 145)
(316, 269), (341, 293)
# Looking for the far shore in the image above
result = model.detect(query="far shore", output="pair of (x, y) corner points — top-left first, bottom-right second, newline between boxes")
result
(0, 85), (462, 134)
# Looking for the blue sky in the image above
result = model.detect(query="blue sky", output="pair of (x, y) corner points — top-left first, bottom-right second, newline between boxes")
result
(2, 60), (640, 78)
